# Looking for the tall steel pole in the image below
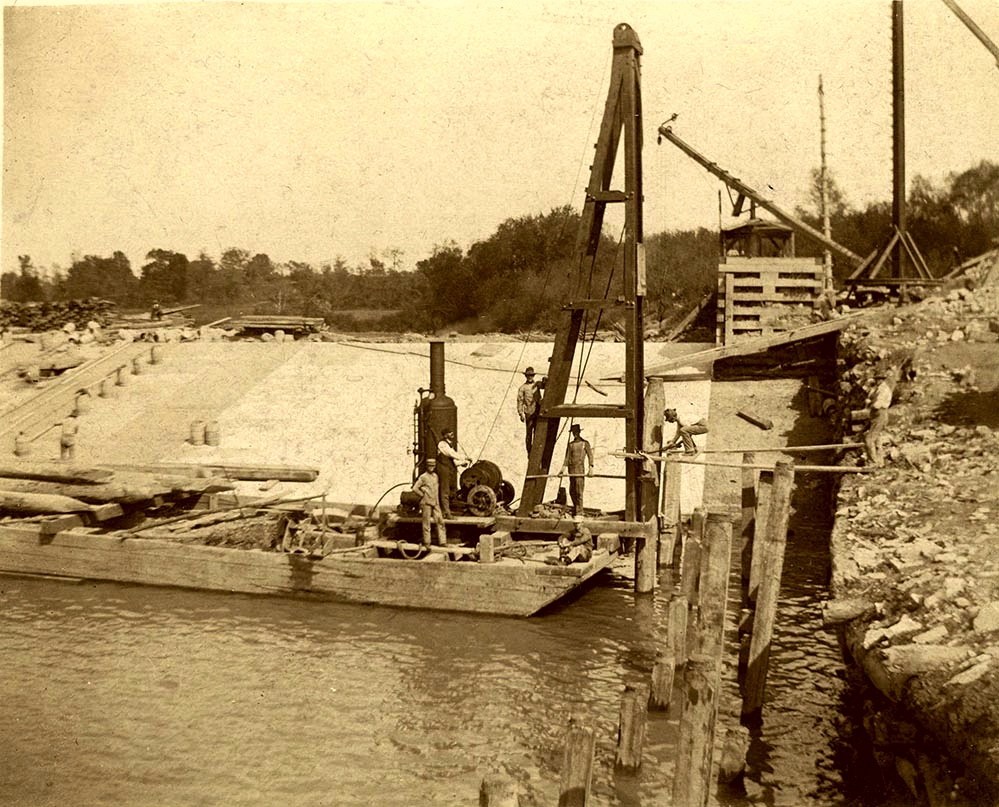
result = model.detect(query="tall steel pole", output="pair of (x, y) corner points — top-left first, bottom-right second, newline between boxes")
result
(892, 0), (908, 279)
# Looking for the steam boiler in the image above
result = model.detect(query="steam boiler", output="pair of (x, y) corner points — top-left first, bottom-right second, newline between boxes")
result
(402, 341), (514, 518)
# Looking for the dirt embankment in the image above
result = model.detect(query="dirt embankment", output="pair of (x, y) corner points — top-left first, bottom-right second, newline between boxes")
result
(828, 275), (999, 805)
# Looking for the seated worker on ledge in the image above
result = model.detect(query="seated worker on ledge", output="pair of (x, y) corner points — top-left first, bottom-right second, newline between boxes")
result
(663, 407), (708, 456)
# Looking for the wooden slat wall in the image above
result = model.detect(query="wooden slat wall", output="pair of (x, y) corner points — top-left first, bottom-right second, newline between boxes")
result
(717, 258), (823, 345)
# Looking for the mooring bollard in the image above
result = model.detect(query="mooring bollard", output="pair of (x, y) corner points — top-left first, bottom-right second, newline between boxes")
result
(74, 390), (92, 416)
(558, 717), (595, 807)
(615, 683), (649, 770)
(672, 654), (719, 807)
(742, 460), (795, 725)
(13, 431), (30, 457)
(479, 773), (518, 807)
(205, 420), (221, 446)
(190, 420), (206, 446)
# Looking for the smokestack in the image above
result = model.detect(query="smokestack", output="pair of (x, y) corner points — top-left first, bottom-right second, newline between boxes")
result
(429, 340), (445, 396)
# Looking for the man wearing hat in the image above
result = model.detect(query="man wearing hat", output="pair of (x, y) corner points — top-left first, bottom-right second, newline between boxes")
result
(560, 423), (594, 516)
(864, 366), (896, 467)
(517, 366), (546, 454)
(410, 458), (447, 547)
(435, 427), (469, 518)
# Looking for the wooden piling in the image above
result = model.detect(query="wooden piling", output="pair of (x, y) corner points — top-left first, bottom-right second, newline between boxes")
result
(479, 773), (519, 807)
(558, 717), (595, 807)
(649, 649), (675, 711)
(615, 683), (649, 770)
(672, 654), (718, 807)
(740, 452), (756, 608)
(747, 471), (773, 607)
(680, 508), (705, 606)
(667, 594), (689, 669)
(742, 460), (795, 724)
(693, 512), (734, 660)
(635, 377), (662, 594)
(659, 458), (683, 568)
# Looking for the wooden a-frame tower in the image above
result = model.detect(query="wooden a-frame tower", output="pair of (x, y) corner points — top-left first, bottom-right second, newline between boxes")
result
(517, 23), (649, 522)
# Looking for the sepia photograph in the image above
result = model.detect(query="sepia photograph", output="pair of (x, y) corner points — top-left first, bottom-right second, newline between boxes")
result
(2, 1), (999, 804)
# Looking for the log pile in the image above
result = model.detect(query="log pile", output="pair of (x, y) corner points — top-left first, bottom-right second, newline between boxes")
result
(0, 461), (234, 519)
(0, 299), (117, 332)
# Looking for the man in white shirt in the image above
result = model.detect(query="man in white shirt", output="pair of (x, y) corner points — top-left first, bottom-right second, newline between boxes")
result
(436, 428), (469, 518)
(864, 369), (895, 467)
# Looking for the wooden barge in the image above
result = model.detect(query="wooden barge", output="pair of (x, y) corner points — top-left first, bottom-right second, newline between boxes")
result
(0, 503), (628, 617)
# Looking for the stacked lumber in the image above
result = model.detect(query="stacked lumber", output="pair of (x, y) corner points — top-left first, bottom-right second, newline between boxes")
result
(228, 315), (325, 334)
(0, 299), (117, 332)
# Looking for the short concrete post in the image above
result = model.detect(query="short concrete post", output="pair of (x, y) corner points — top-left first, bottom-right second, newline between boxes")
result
(73, 390), (91, 416)
(98, 377), (115, 398)
(672, 654), (718, 807)
(615, 683), (649, 770)
(132, 355), (144, 375)
(742, 460), (795, 725)
(115, 365), (129, 386)
(150, 345), (163, 365)
(558, 717), (594, 807)
(479, 773), (519, 807)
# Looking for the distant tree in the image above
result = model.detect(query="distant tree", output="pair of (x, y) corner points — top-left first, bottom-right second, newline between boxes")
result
(140, 249), (189, 304)
(60, 251), (137, 303)
(415, 242), (474, 329)
(946, 160), (999, 256)
(1, 255), (46, 302)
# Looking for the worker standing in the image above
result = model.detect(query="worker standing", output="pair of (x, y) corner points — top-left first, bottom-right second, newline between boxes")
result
(560, 424), (594, 517)
(411, 458), (447, 547)
(864, 367), (895, 467)
(663, 407), (708, 456)
(435, 427), (469, 518)
(517, 367), (545, 454)
(60, 414), (79, 461)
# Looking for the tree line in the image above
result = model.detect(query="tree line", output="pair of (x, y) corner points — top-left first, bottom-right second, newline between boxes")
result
(3, 160), (995, 333)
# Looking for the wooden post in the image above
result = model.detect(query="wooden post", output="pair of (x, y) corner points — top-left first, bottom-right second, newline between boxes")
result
(659, 458), (682, 568)
(115, 365), (129, 386)
(98, 377), (115, 398)
(636, 378), (665, 592)
(479, 773), (519, 807)
(558, 717), (595, 807)
(150, 345), (163, 365)
(615, 683), (649, 770)
(748, 471), (773, 607)
(693, 512), (734, 660)
(132, 355), (143, 375)
(680, 507), (705, 606)
(737, 607), (752, 692)
(672, 654), (718, 807)
(649, 650), (675, 711)
(740, 452), (757, 608)
(667, 594), (689, 668)
(742, 460), (795, 724)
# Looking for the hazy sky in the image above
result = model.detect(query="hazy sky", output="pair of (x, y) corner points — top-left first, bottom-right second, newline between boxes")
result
(3, 0), (998, 276)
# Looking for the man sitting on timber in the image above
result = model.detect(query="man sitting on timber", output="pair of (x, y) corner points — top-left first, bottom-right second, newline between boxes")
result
(559, 424), (594, 517)
(435, 428), (469, 518)
(663, 407), (708, 456)
(411, 458), (447, 547)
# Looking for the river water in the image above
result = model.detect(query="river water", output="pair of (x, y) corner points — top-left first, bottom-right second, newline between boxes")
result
(0, 526), (882, 807)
